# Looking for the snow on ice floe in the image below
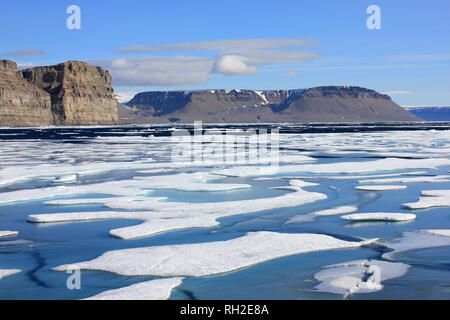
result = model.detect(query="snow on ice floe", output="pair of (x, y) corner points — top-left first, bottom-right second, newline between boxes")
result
(0, 269), (21, 280)
(403, 189), (450, 209)
(0, 172), (251, 205)
(54, 231), (376, 277)
(29, 182), (327, 239)
(286, 171), (429, 181)
(132, 172), (251, 191)
(341, 213), (416, 222)
(355, 185), (407, 191)
(314, 259), (409, 297)
(271, 179), (318, 191)
(54, 175), (77, 183)
(285, 205), (358, 224)
(358, 175), (450, 185)
(383, 229), (450, 260)
(213, 158), (450, 177)
(84, 277), (184, 300)
(0, 230), (19, 238)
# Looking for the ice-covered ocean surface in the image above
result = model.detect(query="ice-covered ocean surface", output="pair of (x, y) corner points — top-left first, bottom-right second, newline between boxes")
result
(0, 123), (449, 300)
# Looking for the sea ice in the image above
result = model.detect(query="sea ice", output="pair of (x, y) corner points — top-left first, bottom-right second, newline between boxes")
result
(312, 206), (358, 216)
(0, 269), (21, 280)
(29, 182), (327, 239)
(403, 189), (450, 209)
(383, 229), (450, 259)
(54, 231), (376, 277)
(0, 230), (19, 238)
(285, 206), (358, 224)
(84, 277), (184, 300)
(213, 158), (450, 177)
(341, 213), (416, 222)
(358, 175), (450, 184)
(355, 185), (407, 191)
(314, 259), (409, 297)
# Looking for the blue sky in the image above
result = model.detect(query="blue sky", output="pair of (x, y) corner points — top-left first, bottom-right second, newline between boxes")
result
(1, 0), (449, 105)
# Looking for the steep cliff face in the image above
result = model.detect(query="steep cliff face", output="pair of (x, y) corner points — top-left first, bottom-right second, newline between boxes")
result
(0, 59), (119, 127)
(21, 61), (118, 125)
(122, 87), (420, 123)
(0, 60), (54, 126)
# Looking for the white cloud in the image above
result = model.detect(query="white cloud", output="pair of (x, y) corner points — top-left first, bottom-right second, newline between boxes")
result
(102, 38), (321, 86)
(2, 49), (45, 57)
(283, 71), (298, 77)
(92, 56), (214, 86)
(211, 55), (258, 75)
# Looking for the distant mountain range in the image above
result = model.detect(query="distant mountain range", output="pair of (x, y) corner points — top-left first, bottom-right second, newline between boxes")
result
(119, 86), (420, 123)
(403, 106), (450, 121)
(1, 59), (423, 126)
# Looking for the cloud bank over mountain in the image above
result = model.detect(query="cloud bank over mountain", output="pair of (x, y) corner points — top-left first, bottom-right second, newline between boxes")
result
(93, 38), (320, 86)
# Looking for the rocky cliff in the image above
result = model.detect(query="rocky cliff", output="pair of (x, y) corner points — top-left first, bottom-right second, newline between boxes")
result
(121, 87), (421, 123)
(0, 60), (54, 126)
(0, 60), (119, 126)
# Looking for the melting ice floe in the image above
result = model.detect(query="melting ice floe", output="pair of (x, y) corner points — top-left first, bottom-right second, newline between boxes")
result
(84, 277), (184, 300)
(383, 229), (450, 260)
(0, 172), (251, 205)
(358, 175), (450, 184)
(54, 231), (376, 277)
(314, 259), (409, 297)
(355, 185), (407, 191)
(341, 213), (416, 222)
(0, 230), (19, 238)
(28, 181), (327, 239)
(285, 206), (358, 224)
(213, 158), (450, 177)
(0, 269), (21, 280)
(403, 190), (450, 209)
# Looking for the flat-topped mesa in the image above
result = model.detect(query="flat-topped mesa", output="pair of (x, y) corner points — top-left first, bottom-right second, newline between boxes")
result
(300, 86), (391, 99)
(0, 60), (53, 126)
(21, 61), (119, 125)
(121, 86), (420, 123)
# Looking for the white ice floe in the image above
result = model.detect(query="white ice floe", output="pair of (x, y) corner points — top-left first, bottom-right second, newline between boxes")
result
(312, 206), (358, 216)
(314, 259), (409, 297)
(213, 158), (450, 177)
(84, 277), (184, 300)
(341, 213), (416, 222)
(132, 172), (251, 191)
(136, 169), (175, 174)
(0, 269), (21, 280)
(358, 175), (450, 184)
(54, 175), (77, 183)
(383, 229), (450, 260)
(403, 189), (450, 209)
(29, 182), (327, 239)
(54, 231), (376, 277)
(287, 171), (429, 181)
(285, 206), (358, 224)
(271, 179), (318, 191)
(0, 231), (19, 238)
(0, 172), (250, 205)
(355, 185), (407, 191)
